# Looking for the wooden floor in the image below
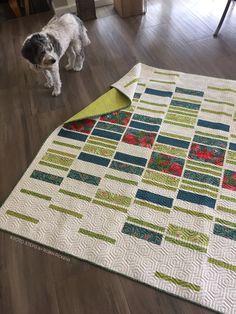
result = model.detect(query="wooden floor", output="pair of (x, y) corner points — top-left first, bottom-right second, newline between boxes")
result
(1, 0), (236, 312)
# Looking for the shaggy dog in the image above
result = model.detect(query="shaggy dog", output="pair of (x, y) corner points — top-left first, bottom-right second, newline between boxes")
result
(21, 14), (90, 96)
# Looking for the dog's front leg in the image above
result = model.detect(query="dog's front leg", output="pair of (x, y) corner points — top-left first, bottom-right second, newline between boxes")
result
(43, 70), (53, 88)
(50, 63), (61, 96)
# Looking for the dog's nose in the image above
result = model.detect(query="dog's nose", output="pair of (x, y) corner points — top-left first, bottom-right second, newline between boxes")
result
(50, 58), (56, 64)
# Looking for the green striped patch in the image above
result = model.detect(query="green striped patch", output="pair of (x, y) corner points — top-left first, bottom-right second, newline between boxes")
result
(154, 71), (179, 77)
(92, 199), (127, 213)
(137, 106), (165, 114)
(165, 236), (207, 253)
(150, 79), (176, 85)
(137, 82), (146, 87)
(220, 195), (236, 203)
(226, 159), (236, 165)
(96, 189), (131, 207)
(155, 271), (200, 292)
(204, 98), (234, 107)
(49, 204), (82, 219)
(42, 152), (73, 167)
(142, 179), (177, 192)
(227, 151), (236, 160)
(215, 218), (236, 228)
(208, 86), (236, 94)
(187, 159), (222, 171)
(174, 206), (213, 220)
(159, 132), (191, 141)
(201, 108), (232, 117)
(168, 108), (198, 118)
(127, 216), (165, 233)
(195, 130), (228, 141)
(47, 148), (76, 158)
(208, 257), (236, 272)
(6, 210), (39, 224)
(139, 100), (167, 107)
(166, 113), (196, 125)
(154, 143), (187, 158)
(30, 170), (63, 186)
(53, 140), (81, 150)
(79, 228), (116, 244)
(173, 96), (201, 104)
(181, 179), (218, 192)
(59, 189), (92, 202)
(217, 206), (236, 215)
(83, 144), (114, 157)
(167, 224), (209, 246)
(89, 135), (117, 146)
(20, 188), (51, 201)
(231, 134), (236, 138)
(87, 139), (116, 150)
(134, 199), (170, 214)
(105, 174), (138, 186)
(164, 120), (194, 129)
(39, 161), (69, 172)
(124, 78), (138, 88)
(186, 165), (221, 177)
(180, 184), (217, 198)
(144, 170), (180, 187)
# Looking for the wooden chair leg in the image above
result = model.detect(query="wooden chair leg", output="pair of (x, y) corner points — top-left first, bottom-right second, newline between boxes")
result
(8, 0), (22, 17)
(24, 0), (30, 15)
(214, 0), (232, 37)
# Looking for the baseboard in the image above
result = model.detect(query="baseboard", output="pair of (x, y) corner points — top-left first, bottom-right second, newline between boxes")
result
(53, 0), (113, 16)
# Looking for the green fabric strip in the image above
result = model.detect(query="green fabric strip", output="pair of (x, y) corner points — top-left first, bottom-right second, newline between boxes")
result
(6, 210), (39, 224)
(49, 204), (82, 218)
(208, 258), (236, 272)
(144, 170), (180, 187)
(59, 189), (92, 202)
(96, 189), (131, 207)
(87, 139), (117, 150)
(124, 78), (138, 87)
(165, 236), (207, 253)
(139, 100), (167, 107)
(83, 144), (114, 158)
(154, 71), (179, 77)
(134, 199), (170, 214)
(155, 271), (201, 292)
(42, 152), (73, 167)
(204, 98), (234, 107)
(220, 195), (236, 203)
(201, 109), (232, 117)
(167, 224), (209, 246)
(150, 79), (176, 85)
(53, 140), (81, 150)
(92, 199), (127, 213)
(20, 188), (51, 201)
(159, 132), (191, 141)
(173, 96), (201, 104)
(105, 174), (138, 186)
(174, 206), (213, 220)
(142, 179), (177, 192)
(154, 144), (187, 158)
(186, 165), (221, 177)
(215, 218), (236, 228)
(217, 206), (236, 215)
(195, 130), (228, 141)
(137, 106), (166, 114)
(39, 161), (69, 172)
(187, 160), (222, 172)
(127, 216), (165, 232)
(47, 148), (76, 158)
(168, 109), (198, 118)
(208, 86), (236, 94)
(79, 228), (116, 244)
(180, 185), (217, 198)
(181, 179), (218, 192)
(89, 135), (117, 145)
(164, 120), (194, 129)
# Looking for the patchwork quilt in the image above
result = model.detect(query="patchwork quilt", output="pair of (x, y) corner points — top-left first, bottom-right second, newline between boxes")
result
(1, 64), (236, 313)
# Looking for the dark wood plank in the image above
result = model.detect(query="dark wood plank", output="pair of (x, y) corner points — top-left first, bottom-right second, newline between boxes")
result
(1, 0), (235, 313)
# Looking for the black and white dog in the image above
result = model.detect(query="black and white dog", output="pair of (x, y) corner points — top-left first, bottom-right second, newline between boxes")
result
(21, 14), (90, 96)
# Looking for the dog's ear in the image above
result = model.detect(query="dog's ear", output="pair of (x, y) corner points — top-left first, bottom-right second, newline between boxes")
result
(46, 33), (62, 57)
(21, 39), (36, 64)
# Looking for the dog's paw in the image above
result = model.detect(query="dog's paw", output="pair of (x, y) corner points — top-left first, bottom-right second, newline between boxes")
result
(44, 81), (53, 88)
(52, 88), (61, 97)
(73, 65), (83, 72)
(65, 64), (73, 71)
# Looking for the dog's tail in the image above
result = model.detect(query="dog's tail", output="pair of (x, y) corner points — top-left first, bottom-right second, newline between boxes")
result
(81, 25), (91, 47)
(72, 14), (91, 47)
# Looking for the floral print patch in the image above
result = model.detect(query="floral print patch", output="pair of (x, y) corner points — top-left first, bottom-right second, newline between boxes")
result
(222, 169), (236, 191)
(100, 111), (132, 125)
(64, 119), (96, 134)
(189, 143), (225, 166)
(148, 152), (185, 177)
(122, 128), (156, 148)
